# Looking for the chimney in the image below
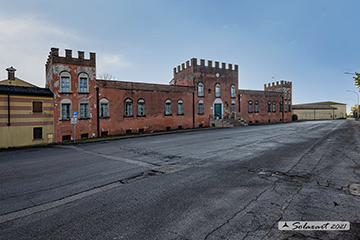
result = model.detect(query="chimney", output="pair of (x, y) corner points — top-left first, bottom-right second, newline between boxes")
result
(6, 66), (16, 81)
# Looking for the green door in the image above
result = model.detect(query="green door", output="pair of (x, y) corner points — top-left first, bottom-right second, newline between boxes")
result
(214, 104), (222, 119)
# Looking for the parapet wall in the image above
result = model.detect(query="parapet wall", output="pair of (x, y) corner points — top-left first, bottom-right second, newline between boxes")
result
(45, 48), (96, 73)
(173, 58), (238, 76)
(264, 80), (292, 91)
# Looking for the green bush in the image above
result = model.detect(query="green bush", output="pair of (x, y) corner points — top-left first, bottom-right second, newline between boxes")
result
(292, 114), (298, 122)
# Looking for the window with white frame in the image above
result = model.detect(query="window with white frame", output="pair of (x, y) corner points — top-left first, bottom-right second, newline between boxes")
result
(80, 102), (89, 119)
(267, 101), (271, 112)
(137, 99), (145, 116)
(165, 99), (172, 115)
(60, 72), (71, 93)
(231, 85), (236, 98)
(288, 91), (291, 100)
(272, 101), (276, 112)
(285, 102), (287, 112)
(215, 83), (221, 98)
(198, 100), (204, 115)
(125, 98), (133, 117)
(100, 98), (109, 118)
(231, 101), (236, 112)
(248, 101), (253, 113)
(177, 100), (184, 115)
(198, 82), (204, 97)
(60, 99), (71, 120)
(255, 101), (259, 113)
(79, 73), (89, 93)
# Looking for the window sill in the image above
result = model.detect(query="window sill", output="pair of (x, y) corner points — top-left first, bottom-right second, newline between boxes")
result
(177, 113), (184, 116)
(198, 95), (204, 98)
(124, 115), (133, 118)
(137, 115), (146, 117)
(61, 119), (71, 121)
(32, 112), (43, 114)
(79, 117), (90, 120)
(78, 92), (89, 94)
(198, 113), (204, 115)
(33, 138), (43, 141)
(100, 116), (110, 119)
(59, 92), (72, 94)
(165, 114), (172, 116)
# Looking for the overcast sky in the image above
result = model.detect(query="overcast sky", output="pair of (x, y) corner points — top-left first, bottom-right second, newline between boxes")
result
(1, 0), (359, 112)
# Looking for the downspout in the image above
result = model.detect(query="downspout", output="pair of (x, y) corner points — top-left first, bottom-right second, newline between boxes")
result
(192, 90), (195, 128)
(7, 93), (10, 126)
(96, 87), (100, 137)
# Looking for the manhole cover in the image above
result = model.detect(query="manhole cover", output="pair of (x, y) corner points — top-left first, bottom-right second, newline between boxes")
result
(349, 183), (360, 196)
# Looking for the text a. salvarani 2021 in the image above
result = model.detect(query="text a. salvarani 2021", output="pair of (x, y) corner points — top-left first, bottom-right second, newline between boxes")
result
(278, 221), (350, 231)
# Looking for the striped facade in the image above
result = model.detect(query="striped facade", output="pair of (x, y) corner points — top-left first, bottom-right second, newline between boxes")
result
(0, 85), (54, 148)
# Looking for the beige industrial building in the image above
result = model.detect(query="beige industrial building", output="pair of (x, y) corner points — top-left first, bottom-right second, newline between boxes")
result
(293, 101), (346, 120)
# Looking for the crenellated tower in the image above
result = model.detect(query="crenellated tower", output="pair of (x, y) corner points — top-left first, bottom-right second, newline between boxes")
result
(45, 48), (97, 142)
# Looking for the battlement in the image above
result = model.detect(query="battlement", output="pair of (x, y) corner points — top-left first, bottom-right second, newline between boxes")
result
(264, 80), (292, 91)
(173, 58), (238, 76)
(45, 48), (96, 72)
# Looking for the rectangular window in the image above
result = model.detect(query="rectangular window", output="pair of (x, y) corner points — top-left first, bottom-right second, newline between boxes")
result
(138, 102), (145, 116)
(79, 78), (88, 93)
(279, 102), (283, 112)
(267, 102), (271, 113)
(33, 101), (43, 113)
(100, 103), (109, 117)
(288, 103), (291, 112)
(61, 104), (71, 120)
(198, 103), (204, 115)
(285, 102), (287, 112)
(60, 77), (70, 93)
(81, 133), (89, 139)
(80, 103), (89, 118)
(231, 103), (236, 112)
(62, 135), (71, 141)
(177, 102), (183, 115)
(272, 102), (276, 112)
(165, 102), (172, 115)
(33, 127), (42, 140)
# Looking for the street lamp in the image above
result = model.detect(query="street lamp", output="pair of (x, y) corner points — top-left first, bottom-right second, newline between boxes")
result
(347, 90), (359, 121)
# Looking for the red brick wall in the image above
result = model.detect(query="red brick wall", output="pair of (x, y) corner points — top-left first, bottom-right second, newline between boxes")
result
(46, 48), (97, 142)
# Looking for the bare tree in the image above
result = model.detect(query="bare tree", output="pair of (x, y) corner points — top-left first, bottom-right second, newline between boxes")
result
(98, 73), (115, 80)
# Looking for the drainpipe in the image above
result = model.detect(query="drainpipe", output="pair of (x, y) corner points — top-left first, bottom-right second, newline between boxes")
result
(192, 91), (195, 128)
(7, 93), (10, 126)
(96, 87), (100, 137)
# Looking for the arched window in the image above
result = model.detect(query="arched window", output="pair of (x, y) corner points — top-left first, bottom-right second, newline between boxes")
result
(100, 98), (109, 118)
(137, 99), (145, 116)
(177, 100), (184, 115)
(255, 101), (259, 113)
(248, 101), (253, 113)
(230, 85), (236, 98)
(267, 101), (271, 112)
(215, 83), (221, 98)
(125, 98), (133, 117)
(198, 100), (204, 115)
(79, 98), (90, 119)
(198, 82), (204, 97)
(285, 102), (287, 112)
(60, 98), (72, 120)
(288, 91), (291, 100)
(284, 91), (287, 100)
(78, 73), (89, 93)
(288, 103), (291, 112)
(165, 99), (172, 115)
(272, 101), (276, 112)
(231, 100), (236, 112)
(279, 102), (283, 112)
(60, 71), (71, 93)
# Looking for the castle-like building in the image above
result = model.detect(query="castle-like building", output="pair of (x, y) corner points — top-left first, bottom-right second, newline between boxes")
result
(0, 48), (292, 147)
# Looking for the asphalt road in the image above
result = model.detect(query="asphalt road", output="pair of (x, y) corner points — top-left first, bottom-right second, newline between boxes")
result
(1, 120), (359, 240)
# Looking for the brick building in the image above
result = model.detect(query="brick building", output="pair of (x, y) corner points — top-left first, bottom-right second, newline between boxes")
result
(45, 48), (292, 142)
(239, 81), (292, 124)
